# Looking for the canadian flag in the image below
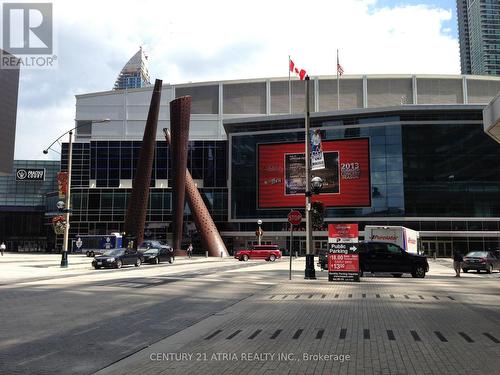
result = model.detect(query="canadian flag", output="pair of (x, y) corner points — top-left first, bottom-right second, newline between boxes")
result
(289, 58), (307, 80)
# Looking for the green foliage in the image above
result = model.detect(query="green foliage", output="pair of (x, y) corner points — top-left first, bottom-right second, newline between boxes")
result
(311, 201), (325, 230)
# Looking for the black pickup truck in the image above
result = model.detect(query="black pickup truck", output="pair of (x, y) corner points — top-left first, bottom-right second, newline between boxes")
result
(318, 241), (429, 278)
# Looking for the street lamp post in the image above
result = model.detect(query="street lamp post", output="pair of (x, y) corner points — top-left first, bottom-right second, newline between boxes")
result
(257, 219), (263, 245)
(304, 76), (316, 280)
(60, 130), (73, 267)
(44, 119), (110, 267)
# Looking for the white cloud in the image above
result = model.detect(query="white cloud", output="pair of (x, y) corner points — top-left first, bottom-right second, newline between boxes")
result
(13, 0), (459, 159)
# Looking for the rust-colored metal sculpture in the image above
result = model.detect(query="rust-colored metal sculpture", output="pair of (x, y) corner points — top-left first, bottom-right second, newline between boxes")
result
(164, 129), (229, 257)
(123, 79), (162, 247)
(169, 96), (191, 254)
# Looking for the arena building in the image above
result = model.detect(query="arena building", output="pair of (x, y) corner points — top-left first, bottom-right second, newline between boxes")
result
(57, 73), (500, 256)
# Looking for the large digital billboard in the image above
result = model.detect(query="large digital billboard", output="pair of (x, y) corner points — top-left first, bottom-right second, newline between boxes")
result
(258, 138), (370, 208)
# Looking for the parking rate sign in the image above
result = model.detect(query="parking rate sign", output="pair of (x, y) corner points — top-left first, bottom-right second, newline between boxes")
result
(328, 224), (360, 282)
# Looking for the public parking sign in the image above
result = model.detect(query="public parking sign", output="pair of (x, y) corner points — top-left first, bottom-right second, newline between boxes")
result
(328, 224), (360, 282)
(287, 210), (302, 225)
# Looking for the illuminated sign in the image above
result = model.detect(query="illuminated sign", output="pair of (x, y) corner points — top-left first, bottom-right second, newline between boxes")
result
(258, 138), (370, 208)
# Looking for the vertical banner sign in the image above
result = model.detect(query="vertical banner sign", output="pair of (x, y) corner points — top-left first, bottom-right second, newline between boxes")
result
(57, 172), (68, 199)
(310, 129), (325, 170)
(328, 224), (360, 282)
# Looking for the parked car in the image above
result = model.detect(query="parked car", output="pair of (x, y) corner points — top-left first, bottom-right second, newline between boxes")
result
(92, 249), (142, 269)
(137, 241), (174, 264)
(234, 245), (282, 261)
(462, 251), (500, 274)
(141, 247), (174, 264)
(358, 241), (429, 278)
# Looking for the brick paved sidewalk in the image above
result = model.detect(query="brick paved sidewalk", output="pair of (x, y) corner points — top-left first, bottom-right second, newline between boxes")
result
(95, 261), (500, 375)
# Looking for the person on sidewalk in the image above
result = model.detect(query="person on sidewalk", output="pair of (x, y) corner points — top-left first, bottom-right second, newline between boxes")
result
(0, 242), (5, 256)
(453, 250), (463, 277)
(187, 243), (193, 259)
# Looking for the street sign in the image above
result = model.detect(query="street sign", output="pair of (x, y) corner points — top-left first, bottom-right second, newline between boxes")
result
(288, 210), (302, 225)
(328, 224), (360, 282)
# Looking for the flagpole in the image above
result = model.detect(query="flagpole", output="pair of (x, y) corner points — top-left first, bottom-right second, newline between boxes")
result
(337, 49), (340, 110)
(288, 55), (292, 114)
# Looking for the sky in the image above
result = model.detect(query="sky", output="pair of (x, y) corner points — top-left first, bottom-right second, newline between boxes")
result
(5, 0), (460, 160)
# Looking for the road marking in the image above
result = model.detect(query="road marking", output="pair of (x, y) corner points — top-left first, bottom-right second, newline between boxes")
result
(410, 330), (421, 342)
(316, 329), (324, 339)
(387, 330), (395, 341)
(434, 331), (448, 342)
(483, 333), (500, 343)
(248, 330), (261, 339)
(292, 329), (303, 339)
(363, 329), (370, 339)
(226, 330), (242, 339)
(204, 330), (222, 340)
(339, 328), (347, 339)
(459, 332), (474, 343)
(270, 329), (282, 339)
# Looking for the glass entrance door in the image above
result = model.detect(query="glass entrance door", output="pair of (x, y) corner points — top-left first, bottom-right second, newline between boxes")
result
(421, 240), (453, 257)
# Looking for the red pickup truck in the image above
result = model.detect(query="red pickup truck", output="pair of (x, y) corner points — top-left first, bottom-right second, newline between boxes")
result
(234, 245), (282, 262)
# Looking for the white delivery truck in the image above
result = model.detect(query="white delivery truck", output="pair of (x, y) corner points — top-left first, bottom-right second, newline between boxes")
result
(364, 226), (420, 254)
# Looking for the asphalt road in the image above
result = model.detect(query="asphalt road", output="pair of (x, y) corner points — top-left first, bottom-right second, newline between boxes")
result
(0, 255), (498, 375)
(0, 256), (276, 375)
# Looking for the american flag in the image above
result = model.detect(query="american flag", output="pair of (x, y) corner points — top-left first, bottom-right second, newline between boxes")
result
(337, 58), (344, 76)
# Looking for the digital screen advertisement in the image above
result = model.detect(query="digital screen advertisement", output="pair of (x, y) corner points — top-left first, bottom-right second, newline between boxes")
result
(258, 138), (370, 208)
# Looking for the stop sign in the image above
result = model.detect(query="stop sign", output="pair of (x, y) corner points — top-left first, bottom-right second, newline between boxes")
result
(288, 210), (302, 225)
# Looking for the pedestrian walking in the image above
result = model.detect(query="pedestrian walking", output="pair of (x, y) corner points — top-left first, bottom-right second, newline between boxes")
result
(453, 250), (463, 277)
(0, 242), (5, 256)
(187, 243), (193, 259)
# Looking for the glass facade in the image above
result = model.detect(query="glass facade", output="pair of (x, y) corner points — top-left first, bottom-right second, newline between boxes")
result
(0, 160), (59, 252)
(58, 140), (228, 242)
(227, 107), (500, 253)
(458, 0), (500, 76)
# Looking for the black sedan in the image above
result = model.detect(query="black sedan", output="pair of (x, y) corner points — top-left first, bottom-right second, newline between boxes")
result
(462, 251), (500, 274)
(140, 247), (174, 264)
(92, 249), (142, 269)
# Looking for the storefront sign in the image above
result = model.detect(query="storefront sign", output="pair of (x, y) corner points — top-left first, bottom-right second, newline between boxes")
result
(328, 223), (360, 282)
(16, 168), (45, 181)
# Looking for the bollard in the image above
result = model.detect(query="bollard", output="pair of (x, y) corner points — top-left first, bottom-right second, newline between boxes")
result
(205, 250), (208, 258)
(220, 251), (223, 259)
(433, 251), (437, 260)
(295, 251), (298, 259)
